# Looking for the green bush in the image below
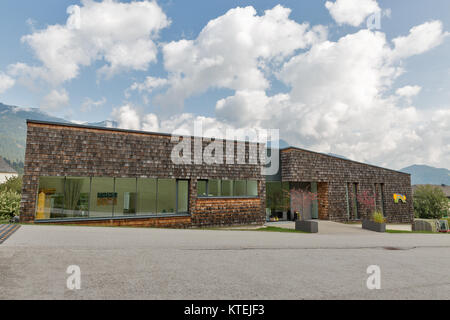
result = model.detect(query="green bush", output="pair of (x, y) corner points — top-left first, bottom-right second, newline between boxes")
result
(372, 210), (386, 223)
(413, 185), (448, 219)
(0, 190), (21, 219)
(0, 175), (23, 194)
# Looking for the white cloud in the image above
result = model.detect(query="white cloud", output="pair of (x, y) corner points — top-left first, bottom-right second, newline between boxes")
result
(142, 113), (159, 132)
(0, 73), (15, 93)
(325, 0), (380, 27)
(125, 76), (169, 98)
(13, 0), (170, 85)
(392, 20), (449, 59)
(213, 25), (449, 169)
(111, 104), (141, 130)
(41, 89), (69, 111)
(81, 97), (107, 112)
(396, 85), (421, 98)
(156, 5), (327, 112)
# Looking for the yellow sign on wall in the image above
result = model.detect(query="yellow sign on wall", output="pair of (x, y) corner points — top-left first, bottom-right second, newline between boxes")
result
(393, 193), (406, 203)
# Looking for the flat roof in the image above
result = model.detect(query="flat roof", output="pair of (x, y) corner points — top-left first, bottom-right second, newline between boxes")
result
(26, 119), (262, 145)
(280, 146), (410, 175)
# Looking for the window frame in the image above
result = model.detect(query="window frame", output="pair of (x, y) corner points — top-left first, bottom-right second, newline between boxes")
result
(196, 179), (259, 199)
(35, 176), (191, 221)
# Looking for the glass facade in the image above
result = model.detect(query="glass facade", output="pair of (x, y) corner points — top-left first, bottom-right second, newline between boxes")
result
(36, 176), (190, 220)
(197, 180), (207, 197)
(196, 179), (259, 197)
(177, 180), (189, 213)
(266, 181), (289, 212)
(64, 177), (90, 218)
(90, 177), (115, 218)
(221, 180), (234, 196)
(115, 178), (137, 216)
(36, 176), (65, 219)
(137, 178), (157, 215)
(157, 179), (176, 214)
(208, 179), (221, 196)
(234, 180), (246, 196)
(247, 180), (258, 197)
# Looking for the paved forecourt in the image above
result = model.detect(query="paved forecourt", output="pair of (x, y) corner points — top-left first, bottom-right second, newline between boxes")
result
(0, 224), (448, 299)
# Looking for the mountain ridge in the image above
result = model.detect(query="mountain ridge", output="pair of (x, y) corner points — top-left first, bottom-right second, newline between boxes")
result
(400, 164), (450, 185)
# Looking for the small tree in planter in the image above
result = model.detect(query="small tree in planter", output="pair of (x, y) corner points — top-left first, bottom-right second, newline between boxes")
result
(362, 210), (386, 232)
(357, 190), (386, 232)
(289, 188), (318, 233)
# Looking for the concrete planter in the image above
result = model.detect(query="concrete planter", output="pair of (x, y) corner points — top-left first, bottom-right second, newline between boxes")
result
(295, 220), (318, 233)
(362, 220), (386, 232)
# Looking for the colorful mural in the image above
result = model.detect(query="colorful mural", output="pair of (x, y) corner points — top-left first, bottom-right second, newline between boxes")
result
(393, 193), (406, 203)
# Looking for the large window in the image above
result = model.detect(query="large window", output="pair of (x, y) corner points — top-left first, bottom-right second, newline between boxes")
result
(247, 180), (258, 197)
(197, 179), (258, 197)
(37, 176), (65, 219)
(197, 180), (207, 197)
(64, 177), (90, 218)
(177, 180), (189, 213)
(115, 178), (137, 216)
(234, 180), (246, 196)
(36, 176), (189, 220)
(157, 179), (176, 214)
(90, 177), (115, 218)
(221, 180), (234, 196)
(266, 181), (289, 212)
(137, 178), (157, 215)
(208, 179), (221, 196)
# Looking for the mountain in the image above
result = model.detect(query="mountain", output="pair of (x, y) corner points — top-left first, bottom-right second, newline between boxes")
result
(266, 139), (291, 149)
(400, 164), (450, 185)
(0, 103), (70, 163)
(86, 120), (118, 128)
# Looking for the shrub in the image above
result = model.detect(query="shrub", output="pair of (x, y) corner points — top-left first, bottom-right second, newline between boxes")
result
(0, 190), (21, 219)
(413, 185), (447, 219)
(372, 210), (386, 223)
(0, 175), (23, 194)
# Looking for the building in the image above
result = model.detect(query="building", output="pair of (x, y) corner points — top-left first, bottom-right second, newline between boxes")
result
(20, 120), (414, 227)
(0, 157), (18, 184)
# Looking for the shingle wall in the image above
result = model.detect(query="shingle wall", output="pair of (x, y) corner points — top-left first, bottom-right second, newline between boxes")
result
(281, 148), (413, 223)
(20, 122), (266, 227)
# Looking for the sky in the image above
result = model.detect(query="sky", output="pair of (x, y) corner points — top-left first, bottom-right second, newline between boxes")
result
(0, 0), (449, 170)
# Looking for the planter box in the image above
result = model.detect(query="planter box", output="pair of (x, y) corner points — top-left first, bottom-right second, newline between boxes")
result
(362, 220), (386, 232)
(295, 220), (318, 233)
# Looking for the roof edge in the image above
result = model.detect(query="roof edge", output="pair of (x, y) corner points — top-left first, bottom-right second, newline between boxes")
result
(26, 119), (265, 145)
(280, 146), (410, 176)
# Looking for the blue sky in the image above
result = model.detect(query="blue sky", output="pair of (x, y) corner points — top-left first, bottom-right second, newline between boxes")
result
(0, 0), (449, 169)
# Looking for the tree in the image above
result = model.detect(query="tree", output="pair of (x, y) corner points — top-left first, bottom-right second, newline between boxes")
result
(289, 188), (317, 220)
(0, 190), (20, 219)
(0, 175), (23, 194)
(413, 185), (447, 219)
